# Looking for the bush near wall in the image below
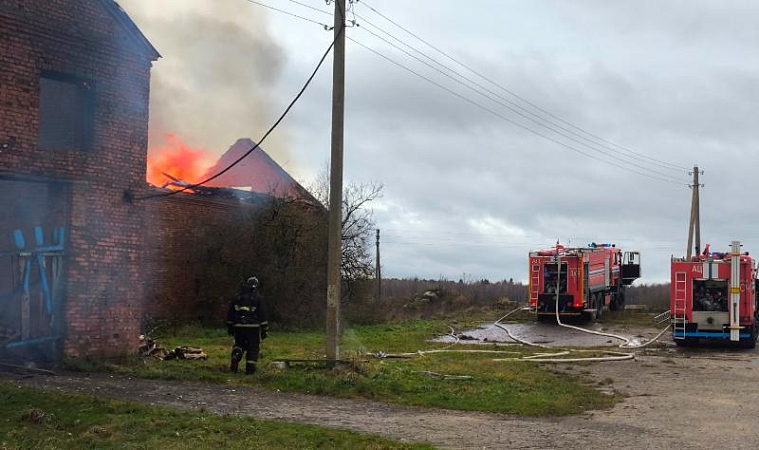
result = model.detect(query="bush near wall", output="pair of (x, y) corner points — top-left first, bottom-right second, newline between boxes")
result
(184, 197), (328, 330)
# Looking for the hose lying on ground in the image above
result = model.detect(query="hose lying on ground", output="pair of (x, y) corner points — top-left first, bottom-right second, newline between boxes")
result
(546, 305), (671, 350)
(491, 303), (669, 362)
(371, 302), (669, 363)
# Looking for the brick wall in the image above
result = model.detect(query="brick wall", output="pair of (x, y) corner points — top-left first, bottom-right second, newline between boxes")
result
(143, 192), (257, 321)
(142, 190), (329, 329)
(0, 1), (157, 357)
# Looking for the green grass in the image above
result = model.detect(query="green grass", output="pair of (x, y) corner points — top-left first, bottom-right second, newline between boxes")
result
(0, 382), (428, 450)
(63, 320), (618, 417)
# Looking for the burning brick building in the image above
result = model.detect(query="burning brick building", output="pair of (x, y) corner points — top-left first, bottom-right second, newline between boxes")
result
(1, 1), (327, 360)
(0, 0), (160, 358)
(143, 138), (327, 326)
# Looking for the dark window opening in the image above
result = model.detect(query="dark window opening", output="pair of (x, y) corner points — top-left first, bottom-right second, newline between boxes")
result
(37, 71), (95, 152)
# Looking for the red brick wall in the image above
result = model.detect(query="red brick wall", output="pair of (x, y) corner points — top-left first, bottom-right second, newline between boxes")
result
(0, 1), (157, 357)
(143, 192), (252, 321)
(142, 191), (329, 329)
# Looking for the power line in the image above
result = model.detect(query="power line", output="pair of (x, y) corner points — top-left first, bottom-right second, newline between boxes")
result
(358, 0), (690, 172)
(245, 1), (687, 184)
(136, 13), (341, 200)
(244, 0), (330, 28)
(285, 0), (332, 16)
(382, 241), (553, 248)
(347, 36), (686, 186)
(242, 1), (687, 185)
(354, 13), (688, 180)
(355, 24), (688, 183)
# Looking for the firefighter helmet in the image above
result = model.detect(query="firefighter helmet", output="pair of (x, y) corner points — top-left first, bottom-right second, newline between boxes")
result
(245, 276), (259, 289)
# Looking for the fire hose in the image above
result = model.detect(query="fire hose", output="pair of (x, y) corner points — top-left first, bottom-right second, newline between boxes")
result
(491, 307), (636, 362)
(373, 284), (669, 364)
(373, 305), (663, 363)
(491, 290), (671, 362)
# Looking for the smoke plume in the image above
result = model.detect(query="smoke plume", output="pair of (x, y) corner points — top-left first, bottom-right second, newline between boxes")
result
(117, 0), (289, 163)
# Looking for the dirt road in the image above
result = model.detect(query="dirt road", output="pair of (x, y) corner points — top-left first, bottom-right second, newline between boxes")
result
(4, 346), (759, 449)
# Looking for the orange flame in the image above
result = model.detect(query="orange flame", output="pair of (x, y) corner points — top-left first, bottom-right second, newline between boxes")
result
(146, 134), (214, 188)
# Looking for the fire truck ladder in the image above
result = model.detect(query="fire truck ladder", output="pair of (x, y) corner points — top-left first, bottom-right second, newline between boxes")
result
(673, 271), (687, 340)
(530, 263), (540, 312)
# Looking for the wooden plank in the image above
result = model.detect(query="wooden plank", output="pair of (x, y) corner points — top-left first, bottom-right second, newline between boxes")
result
(19, 257), (29, 340)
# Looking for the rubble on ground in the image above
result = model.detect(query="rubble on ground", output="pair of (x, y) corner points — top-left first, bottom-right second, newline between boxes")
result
(139, 335), (207, 361)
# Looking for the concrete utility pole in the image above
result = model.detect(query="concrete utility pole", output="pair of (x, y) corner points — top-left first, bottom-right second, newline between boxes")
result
(376, 229), (381, 302)
(326, 0), (346, 362)
(686, 165), (703, 258)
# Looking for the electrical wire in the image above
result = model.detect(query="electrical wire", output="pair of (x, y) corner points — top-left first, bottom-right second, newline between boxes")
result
(239, 1), (689, 185)
(357, 0), (690, 172)
(135, 13), (342, 200)
(348, 36), (687, 186)
(244, 0), (330, 28)
(354, 14), (688, 181)
(285, 0), (332, 16)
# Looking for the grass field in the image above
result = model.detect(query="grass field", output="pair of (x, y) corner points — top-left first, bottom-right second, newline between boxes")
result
(64, 319), (618, 416)
(0, 382), (429, 450)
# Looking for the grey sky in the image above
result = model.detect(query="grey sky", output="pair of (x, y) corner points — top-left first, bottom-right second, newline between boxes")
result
(120, 0), (759, 283)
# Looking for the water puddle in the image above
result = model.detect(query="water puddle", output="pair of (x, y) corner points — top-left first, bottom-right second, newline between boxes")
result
(436, 322), (641, 348)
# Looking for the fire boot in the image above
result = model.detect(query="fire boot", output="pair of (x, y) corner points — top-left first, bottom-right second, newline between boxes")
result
(245, 361), (257, 375)
(230, 347), (243, 373)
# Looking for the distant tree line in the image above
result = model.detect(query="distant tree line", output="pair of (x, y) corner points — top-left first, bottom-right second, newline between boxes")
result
(624, 283), (670, 311)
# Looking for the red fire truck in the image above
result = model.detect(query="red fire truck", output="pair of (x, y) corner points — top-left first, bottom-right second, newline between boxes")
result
(529, 243), (641, 320)
(670, 241), (758, 347)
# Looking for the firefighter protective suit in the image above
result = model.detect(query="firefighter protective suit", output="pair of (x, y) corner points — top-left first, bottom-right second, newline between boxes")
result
(227, 282), (269, 374)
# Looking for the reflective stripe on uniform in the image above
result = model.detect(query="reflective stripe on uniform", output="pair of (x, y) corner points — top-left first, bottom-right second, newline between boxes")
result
(259, 321), (268, 326)
(234, 305), (257, 312)
(235, 323), (260, 328)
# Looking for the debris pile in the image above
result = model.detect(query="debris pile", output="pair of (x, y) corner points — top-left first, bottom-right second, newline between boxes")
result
(138, 335), (207, 361)
(404, 290), (441, 308)
(165, 346), (207, 361)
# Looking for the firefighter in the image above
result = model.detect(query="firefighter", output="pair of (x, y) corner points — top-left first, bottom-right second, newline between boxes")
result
(227, 276), (269, 374)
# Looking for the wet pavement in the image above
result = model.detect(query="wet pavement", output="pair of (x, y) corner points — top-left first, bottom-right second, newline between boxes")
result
(439, 321), (662, 347)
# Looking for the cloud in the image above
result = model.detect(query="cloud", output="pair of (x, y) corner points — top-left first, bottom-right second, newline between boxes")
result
(121, 0), (759, 283)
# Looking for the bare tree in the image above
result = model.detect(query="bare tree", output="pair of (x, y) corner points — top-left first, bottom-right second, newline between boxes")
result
(310, 166), (383, 286)
(340, 182), (383, 282)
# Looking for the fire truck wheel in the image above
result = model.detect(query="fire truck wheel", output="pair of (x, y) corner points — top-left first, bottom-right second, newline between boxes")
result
(675, 338), (699, 347)
(593, 294), (603, 321)
(609, 291), (625, 311)
(739, 330), (757, 349)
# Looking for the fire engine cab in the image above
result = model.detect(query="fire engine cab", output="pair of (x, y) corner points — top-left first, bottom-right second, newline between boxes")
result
(670, 241), (759, 347)
(529, 243), (641, 320)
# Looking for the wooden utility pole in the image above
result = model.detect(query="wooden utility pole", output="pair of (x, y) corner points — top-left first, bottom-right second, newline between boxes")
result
(326, 0), (346, 362)
(376, 229), (381, 302)
(686, 165), (702, 258)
